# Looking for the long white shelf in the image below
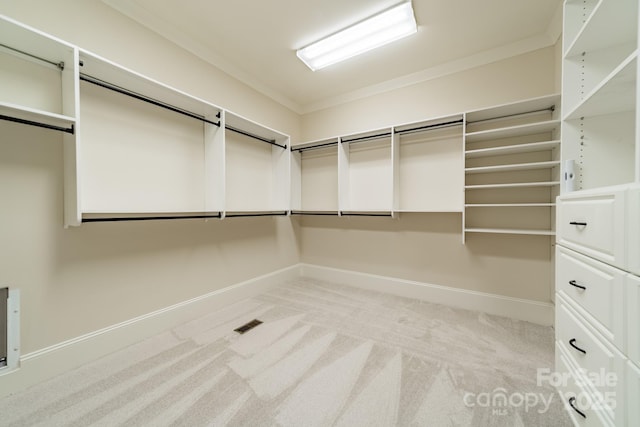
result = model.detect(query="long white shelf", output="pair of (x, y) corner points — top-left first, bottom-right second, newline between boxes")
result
(465, 140), (560, 158)
(464, 227), (555, 236)
(465, 160), (560, 174)
(465, 120), (560, 143)
(565, 0), (638, 57)
(465, 181), (560, 189)
(465, 203), (555, 207)
(0, 102), (75, 129)
(564, 51), (637, 121)
(465, 94), (560, 123)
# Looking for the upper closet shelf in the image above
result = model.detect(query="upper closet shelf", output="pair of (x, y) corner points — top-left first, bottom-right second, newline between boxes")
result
(465, 94), (560, 123)
(564, 0), (638, 57)
(225, 111), (289, 149)
(0, 15), (74, 69)
(564, 52), (637, 120)
(465, 120), (560, 142)
(79, 50), (222, 123)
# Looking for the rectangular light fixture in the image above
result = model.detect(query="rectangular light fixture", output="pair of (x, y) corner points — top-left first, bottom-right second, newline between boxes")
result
(296, 2), (417, 71)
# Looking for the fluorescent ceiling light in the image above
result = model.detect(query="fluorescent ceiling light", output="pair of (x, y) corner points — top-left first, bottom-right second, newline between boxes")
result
(297, 2), (417, 71)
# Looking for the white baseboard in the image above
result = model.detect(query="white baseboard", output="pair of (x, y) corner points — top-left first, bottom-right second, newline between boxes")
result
(300, 263), (554, 326)
(0, 264), (300, 399)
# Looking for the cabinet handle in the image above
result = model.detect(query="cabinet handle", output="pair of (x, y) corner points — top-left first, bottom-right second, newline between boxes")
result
(568, 396), (586, 419)
(569, 280), (586, 290)
(569, 338), (586, 355)
(569, 221), (587, 226)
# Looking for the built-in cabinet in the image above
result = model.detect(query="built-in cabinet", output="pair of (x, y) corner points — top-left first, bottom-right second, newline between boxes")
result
(556, 0), (640, 425)
(464, 95), (561, 237)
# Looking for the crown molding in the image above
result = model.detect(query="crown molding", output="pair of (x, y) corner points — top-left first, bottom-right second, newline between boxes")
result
(301, 33), (555, 114)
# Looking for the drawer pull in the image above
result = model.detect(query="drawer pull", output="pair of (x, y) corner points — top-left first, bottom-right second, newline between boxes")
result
(568, 280), (586, 290)
(569, 221), (587, 226)
(568, 396), (586, 419)
(569, 338), (586, 355)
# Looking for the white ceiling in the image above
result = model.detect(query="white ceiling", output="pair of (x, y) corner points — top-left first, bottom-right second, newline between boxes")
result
(103, 0), (562, 114)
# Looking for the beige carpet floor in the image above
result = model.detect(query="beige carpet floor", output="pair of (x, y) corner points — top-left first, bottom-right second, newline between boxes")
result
(0, 278), (571, 426)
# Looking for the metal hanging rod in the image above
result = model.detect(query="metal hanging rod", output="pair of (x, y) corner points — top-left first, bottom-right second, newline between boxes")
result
(225, 125), (286, 150)
(292, 140), (339, 152)
(0, 43), (64, 70)
(339, 211), (393, 217)
(290, 211), (339, 216)
(467, 107), (555, 125)
(225, 211), (288, 218)
(0, 114), (74, 134)
(82, 213), (222, 223)
(79, 74), (221, 128)
(395, 119), (463, 135)
(341, 131), (391, 144)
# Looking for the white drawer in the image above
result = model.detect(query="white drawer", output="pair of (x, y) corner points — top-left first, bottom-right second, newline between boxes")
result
(556, 297), (625, 423)
(556, 246), (625, 349)
(628, 274), (640, 366)
(555, 344), (614, 427)
(628, 186), (640, 276)
(628, 361), (640, 427)
(557, 189), (626, 269)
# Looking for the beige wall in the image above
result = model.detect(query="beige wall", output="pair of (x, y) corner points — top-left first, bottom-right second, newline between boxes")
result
(301, 46), (556, 142)
(298, 47), (558, 303)
(0, 0), (300, 354)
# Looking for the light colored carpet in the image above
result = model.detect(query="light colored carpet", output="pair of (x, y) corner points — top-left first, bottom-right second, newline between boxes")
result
(0, 278), (571, 426)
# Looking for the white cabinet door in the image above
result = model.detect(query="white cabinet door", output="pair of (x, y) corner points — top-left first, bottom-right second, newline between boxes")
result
(627, 186), (640, 275)
(627, 274), (640, 366)
(557, 188), (626, 268)
(556, 246), (625, 348)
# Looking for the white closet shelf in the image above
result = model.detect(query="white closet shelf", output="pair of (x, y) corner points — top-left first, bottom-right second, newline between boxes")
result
(465, 203), (555, 207)
(564, 52), (637, 121)
(465, 140), (560, 158)
(465, 181), (560, 189)
(464, 120), (560, 142)
(464, 227), (555, 236)
(564, 0), (638, 57)
(0, 16), (75, 64)
(465, 160), (560, 174)
(79, 50), (222, 120)
(465, 94), (559, 123)
(0, 102), (75, 129)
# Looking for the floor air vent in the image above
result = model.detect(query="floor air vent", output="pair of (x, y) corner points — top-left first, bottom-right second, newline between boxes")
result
(234, 319), (263, 334)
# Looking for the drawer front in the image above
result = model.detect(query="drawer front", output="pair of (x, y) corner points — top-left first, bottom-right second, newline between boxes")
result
(628, 361), (640, 427)
(555, 344), (614, 427)
(628, 274), (640, 366)
(557, 190), (625, 268)
(556, 246), (624, 348)
(556, 297), (625, 422)
(628, 186), (640, 275)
